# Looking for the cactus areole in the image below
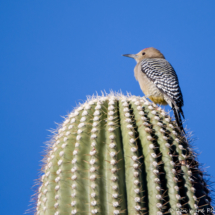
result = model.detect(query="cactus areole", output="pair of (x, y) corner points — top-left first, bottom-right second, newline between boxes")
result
(35, 94), (212, 215)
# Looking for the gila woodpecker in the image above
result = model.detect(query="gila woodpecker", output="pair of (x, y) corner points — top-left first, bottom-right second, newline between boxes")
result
(123, 47), (185, 132)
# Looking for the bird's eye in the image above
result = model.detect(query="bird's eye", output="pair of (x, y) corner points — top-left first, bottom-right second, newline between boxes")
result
(142, 52), (145, 55)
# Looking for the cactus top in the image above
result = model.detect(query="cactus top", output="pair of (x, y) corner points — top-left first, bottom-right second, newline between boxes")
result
(33, 94), (212, 215)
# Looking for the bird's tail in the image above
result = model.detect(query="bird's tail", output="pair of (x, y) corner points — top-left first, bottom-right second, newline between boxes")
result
(172, 104), (185, 133)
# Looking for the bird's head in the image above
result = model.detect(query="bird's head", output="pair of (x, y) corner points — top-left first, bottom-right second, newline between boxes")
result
(123, 47), (165, 63)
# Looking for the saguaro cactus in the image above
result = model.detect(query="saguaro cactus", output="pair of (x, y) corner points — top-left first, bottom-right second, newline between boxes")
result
(35, 94), (213, 215)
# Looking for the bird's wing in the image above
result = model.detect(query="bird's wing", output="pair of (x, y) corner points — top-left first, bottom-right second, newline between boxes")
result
(141, 58), (184, 108)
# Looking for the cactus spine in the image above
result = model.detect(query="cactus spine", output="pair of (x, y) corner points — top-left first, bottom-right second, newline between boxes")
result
(35, 95), (212, 215)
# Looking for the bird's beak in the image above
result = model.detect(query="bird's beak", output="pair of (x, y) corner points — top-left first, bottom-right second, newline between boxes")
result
(122, 54), (137, 59)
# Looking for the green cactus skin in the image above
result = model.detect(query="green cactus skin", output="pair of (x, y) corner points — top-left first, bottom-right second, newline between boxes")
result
(35, 95), (213, 215)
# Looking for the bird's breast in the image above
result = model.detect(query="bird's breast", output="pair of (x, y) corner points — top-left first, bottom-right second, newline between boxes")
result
(134, 63), (167, 105)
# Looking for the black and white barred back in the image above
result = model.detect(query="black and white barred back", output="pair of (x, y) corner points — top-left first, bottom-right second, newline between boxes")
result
(141, 58), (183, 107)
(141, 58), (185, 131)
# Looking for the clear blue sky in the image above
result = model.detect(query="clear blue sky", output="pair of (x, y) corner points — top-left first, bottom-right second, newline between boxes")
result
(1, 1), (215, 214)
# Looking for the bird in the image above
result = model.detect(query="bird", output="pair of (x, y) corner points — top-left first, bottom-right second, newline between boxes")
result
(123, 47), (185, 132)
